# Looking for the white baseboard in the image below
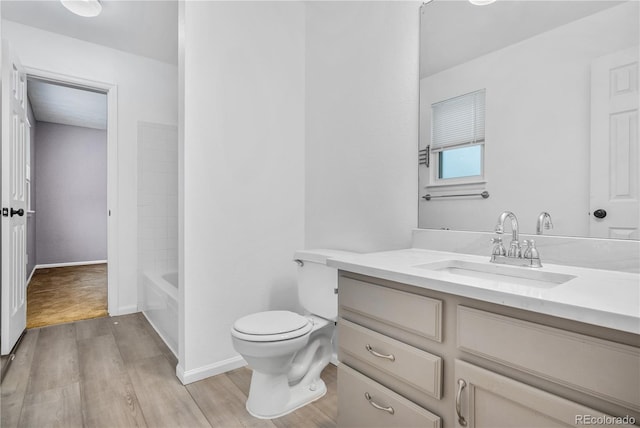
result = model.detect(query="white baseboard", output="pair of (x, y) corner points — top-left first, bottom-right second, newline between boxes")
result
(109, 305), (138, 317)
(176, 355), (247, 385)
(26, 266), (37, 288)
(35, 260), (107, 269)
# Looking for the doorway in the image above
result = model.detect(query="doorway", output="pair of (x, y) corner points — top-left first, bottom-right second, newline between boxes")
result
(25, 77), (109, 328)
(19, 69), (118, 330)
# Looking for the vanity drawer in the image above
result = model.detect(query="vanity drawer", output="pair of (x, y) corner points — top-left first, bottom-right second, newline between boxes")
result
(339, 276), (442, 345)
(339, 318), (442, 400)
(457, 306), (640, 411)
(338, 364), (441, 428)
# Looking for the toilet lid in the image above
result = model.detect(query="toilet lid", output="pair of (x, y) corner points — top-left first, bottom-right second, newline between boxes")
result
(233, 310), (310, 336)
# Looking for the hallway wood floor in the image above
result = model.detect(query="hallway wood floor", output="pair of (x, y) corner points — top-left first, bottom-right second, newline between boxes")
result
(1, 313), (337, 428)
(27, 264), (108, 329)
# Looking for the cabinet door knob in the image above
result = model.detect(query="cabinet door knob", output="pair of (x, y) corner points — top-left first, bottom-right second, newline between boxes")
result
(364, 392), (394, 415)
(10, 208), (24, 217)
(456, 378), (468, 427)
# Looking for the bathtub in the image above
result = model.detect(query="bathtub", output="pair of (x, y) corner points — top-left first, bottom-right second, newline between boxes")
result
(141, 270), (178, 356)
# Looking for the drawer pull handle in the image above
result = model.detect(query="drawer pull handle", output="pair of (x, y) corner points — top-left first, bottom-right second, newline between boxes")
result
(364, 392), (394, 415)
(365, 344), (395, 362)
(456, 378), (467, 427)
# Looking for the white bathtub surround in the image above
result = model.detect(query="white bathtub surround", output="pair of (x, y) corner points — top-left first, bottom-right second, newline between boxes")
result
(411, 229), (640, 273)
(138, 122), (179, 275)
(138, 122), (179, 355)
(327, 248), (640, 335)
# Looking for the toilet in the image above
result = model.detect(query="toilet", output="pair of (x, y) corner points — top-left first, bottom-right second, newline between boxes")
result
(230, 249), (353, 419)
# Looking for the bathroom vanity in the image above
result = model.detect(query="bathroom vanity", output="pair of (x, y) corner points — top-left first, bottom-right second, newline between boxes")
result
(330, 249), (640, 428)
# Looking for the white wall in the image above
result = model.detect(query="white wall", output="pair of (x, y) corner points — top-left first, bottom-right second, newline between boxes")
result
(418, 2), (638, 236)
(305, 1), (419, 252)
(2, 20), (178, 314)
(180, 1), (306, 382)
(179, 0), (419, 383)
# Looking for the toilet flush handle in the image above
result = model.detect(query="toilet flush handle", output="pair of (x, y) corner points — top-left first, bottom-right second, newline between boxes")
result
(293, 259), (304, 267)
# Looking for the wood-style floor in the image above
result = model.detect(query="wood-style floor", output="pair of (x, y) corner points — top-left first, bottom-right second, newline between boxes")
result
(27, 264), (108, 329)
(1, 313), (337, 428)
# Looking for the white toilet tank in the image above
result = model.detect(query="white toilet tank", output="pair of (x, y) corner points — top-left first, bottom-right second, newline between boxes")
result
(294, 249), (355, 321)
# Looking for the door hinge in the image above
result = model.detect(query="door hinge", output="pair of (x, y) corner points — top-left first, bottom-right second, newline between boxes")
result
(2, 208), (8, 217)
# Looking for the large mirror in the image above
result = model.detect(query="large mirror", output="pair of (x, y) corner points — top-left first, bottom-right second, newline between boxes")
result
(418, 0), (639, 240)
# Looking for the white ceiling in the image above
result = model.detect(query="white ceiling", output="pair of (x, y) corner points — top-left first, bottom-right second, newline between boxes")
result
(28, 79), (108, 130)
(421, 0), (625, 78)
(9, 0), (624, 125)
(1, 0), (178, 65)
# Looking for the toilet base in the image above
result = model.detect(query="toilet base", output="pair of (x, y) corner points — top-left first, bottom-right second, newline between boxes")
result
(246, 371), (327, 419)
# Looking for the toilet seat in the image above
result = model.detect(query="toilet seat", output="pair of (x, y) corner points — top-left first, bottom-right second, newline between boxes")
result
(231, 310), (312, 342)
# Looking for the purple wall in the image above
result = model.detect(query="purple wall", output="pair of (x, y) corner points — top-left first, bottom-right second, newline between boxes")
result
(34, 122), (107, 265)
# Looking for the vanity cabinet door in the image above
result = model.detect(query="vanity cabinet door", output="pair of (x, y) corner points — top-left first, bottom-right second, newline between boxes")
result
(338, 365), (441, 428)
(457, 306), (640, 411)
(454, 360), (619, 428)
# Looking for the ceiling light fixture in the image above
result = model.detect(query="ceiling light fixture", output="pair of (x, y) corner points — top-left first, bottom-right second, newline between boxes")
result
(469, 0), (497, 5)
(60, 0), (102, 17)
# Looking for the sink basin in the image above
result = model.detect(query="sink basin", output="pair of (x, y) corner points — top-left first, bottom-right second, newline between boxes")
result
(414, 260), (576, 288)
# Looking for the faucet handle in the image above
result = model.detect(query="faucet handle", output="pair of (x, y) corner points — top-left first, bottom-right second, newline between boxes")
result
(522, 240), (531, 258)
(491, 237), (506, 256)
(523, 240), (540, 260)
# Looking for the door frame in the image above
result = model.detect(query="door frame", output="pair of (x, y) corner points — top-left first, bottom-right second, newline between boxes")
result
(23, 67), (118, 315)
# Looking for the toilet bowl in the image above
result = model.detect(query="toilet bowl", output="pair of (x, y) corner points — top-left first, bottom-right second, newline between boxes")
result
(230, 249), (353, 419)
(231, 312), (333, 419)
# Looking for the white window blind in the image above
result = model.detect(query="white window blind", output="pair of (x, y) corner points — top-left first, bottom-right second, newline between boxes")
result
(431, 89), (485, 152)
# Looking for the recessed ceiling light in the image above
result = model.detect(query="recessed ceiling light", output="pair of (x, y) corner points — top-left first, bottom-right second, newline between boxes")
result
(469, 0), (497, 5)
(60, 0), (102, 18)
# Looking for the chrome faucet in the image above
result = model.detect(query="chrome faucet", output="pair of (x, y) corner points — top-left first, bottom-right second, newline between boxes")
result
(491, 211), (542, 268)
(495, 211), (520, 258)
(536, 212), (553, 235)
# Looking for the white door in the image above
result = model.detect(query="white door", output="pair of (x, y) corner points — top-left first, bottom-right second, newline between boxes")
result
(590, 47), (639, 239)
(1, 41), (28, 355)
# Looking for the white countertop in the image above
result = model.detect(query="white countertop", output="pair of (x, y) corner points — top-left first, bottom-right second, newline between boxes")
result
(327, 248), (640, 335)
